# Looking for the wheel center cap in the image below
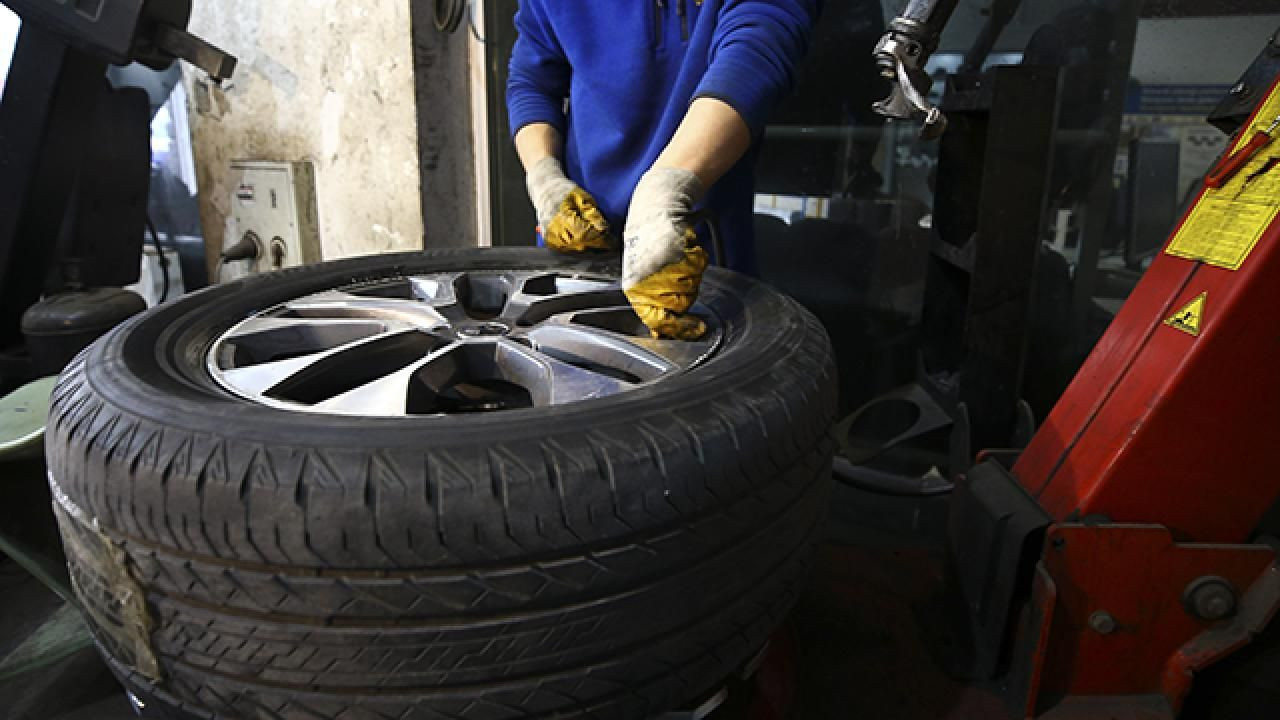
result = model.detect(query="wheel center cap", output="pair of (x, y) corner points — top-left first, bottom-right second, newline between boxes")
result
(456, 321), (510, 338)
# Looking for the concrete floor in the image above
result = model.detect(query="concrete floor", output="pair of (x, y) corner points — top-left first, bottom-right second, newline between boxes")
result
(0, 565), (136, 719)
(788, 483), (1007, 720)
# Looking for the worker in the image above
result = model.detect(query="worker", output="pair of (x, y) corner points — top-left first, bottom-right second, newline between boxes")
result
(508, 1), (818, 340)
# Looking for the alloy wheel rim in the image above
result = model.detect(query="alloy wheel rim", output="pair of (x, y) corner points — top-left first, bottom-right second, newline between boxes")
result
(207, 271), (722, 416)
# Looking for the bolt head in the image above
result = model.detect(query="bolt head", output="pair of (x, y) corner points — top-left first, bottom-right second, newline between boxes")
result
(1203, 595), (1231, 619)
(1188, 581), (1238, 621)
(1089, 610), (1117, 634)
(1232, 82), (1251, 97)
(457, 322), (510, 338)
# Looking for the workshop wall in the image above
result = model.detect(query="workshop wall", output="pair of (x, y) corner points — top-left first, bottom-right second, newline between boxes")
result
(1131, 15), (1280, 84)
(184, 2), (425, 270)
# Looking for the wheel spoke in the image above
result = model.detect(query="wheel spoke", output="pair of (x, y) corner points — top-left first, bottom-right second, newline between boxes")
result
(223, 316), (386, 341)
(501, 274), (627, 326)
(552, 307), (720, 368)
(493, 339), (635, 406)
(284, 292), (451, 328)
(219, 352), (333, 396)
(621, 333), (718, 369)
(219, 317), (390, 366)
(525, 325), (677, 382)
(218, 329), (441, 402)
(406, 275), (469, 321)
(313, 343), (460, 416)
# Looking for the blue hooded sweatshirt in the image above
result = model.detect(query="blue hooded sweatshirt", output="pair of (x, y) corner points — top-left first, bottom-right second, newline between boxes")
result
(507, 0), (818, 275)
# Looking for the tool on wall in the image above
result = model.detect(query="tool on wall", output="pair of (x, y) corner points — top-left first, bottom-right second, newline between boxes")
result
(433, 0), (486, 43)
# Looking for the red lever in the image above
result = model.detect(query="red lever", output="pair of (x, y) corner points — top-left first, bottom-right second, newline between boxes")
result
(1206, 115), (1280, 189)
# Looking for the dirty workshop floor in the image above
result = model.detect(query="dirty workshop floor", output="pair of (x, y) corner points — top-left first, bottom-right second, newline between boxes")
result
(0, 479), (1011, 720)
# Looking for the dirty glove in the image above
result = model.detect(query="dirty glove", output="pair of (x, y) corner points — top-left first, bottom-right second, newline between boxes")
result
(526, 156), (611, 252)
(622, 167), (708, 341)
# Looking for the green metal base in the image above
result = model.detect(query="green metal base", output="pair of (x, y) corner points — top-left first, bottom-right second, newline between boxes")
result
(0, 376), (56, 461)
(0, 603), (91, 682)
(1, 375), (74, 603)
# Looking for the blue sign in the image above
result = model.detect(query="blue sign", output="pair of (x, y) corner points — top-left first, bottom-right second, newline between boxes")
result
(1125, 84), (1233, 116)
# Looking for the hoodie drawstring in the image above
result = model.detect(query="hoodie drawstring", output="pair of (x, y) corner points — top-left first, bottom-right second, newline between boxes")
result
(655, 0), (665, 46)
(658, 0), (700, 45)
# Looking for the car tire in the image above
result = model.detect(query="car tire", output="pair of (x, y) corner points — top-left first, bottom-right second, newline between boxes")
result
(45, 247), (837, 719)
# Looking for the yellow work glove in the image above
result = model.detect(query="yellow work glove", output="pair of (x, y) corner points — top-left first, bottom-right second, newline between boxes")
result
(545, 188), (611, 252)
(624, 231), (709, 340)
(526, 156), (611, 252)
(622, 167), (708, 340)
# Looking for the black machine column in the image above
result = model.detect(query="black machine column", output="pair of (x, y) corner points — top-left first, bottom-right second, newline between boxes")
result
(0, 0), (235, 354)
(0, 24), (105, 349)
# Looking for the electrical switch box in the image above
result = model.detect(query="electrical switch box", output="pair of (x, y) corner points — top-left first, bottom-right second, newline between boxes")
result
(227, 161), (321, 274)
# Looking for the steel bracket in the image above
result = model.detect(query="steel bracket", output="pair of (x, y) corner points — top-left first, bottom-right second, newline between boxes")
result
(1019, 524), (1279, 718)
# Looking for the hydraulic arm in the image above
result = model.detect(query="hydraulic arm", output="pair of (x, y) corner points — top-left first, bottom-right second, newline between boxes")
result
(872, 0), (960, 138)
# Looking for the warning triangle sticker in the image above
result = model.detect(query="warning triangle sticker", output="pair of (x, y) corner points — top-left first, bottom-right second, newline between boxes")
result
(1164, 292), (1206, 336)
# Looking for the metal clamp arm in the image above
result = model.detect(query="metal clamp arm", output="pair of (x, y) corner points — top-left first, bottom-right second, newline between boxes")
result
(872, 0), (960, 139)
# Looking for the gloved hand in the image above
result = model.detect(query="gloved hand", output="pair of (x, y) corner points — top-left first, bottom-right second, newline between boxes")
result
(622, 167), (709, 341)
(526, 156), (611, 252)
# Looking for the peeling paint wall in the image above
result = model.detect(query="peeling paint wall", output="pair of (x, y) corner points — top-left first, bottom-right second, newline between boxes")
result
(185, 2), (425, 272)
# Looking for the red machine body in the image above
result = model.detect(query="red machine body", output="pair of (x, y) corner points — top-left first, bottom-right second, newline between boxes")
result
(1015, 209), (1280, 541)
(1009, 73), (1280, 716)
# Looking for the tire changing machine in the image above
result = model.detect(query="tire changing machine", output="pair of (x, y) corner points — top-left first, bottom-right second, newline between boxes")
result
(870, 1), (1280, 716)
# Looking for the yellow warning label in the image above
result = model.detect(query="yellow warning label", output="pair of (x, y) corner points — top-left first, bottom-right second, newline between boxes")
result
(1164, 292), (1206, 336)
(1165, 80), (1280, 270)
